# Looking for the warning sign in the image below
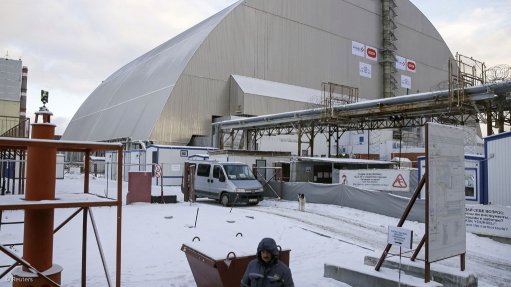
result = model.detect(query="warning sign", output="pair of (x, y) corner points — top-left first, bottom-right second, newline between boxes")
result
(392, 174), (408, 188)
(339, 169), (411, 192)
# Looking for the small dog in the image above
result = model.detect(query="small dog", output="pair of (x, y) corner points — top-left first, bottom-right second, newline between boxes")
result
(298, 193), (306, 212)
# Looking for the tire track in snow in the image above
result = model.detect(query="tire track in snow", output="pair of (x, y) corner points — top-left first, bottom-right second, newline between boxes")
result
(246, 205), (387, 251)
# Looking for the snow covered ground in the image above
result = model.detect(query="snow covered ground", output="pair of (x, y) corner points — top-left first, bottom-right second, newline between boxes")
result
(1, 174), (510, 286)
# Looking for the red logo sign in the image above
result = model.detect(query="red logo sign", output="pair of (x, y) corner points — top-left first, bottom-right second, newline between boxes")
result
(407, 61), (416, 71)
(392, 174), (408, 188)
(367, 47), (377, 59)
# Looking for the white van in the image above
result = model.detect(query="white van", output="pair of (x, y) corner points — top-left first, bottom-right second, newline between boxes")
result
(192, 161), (264, 206)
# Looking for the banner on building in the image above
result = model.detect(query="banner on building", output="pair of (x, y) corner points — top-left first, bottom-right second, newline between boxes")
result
(339, 169), (410, 192)
(352, 41), (365, 57)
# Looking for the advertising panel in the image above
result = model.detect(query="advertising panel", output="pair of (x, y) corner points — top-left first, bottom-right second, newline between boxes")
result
(426, 123), (466, 262)
(339, 169), (410, 192)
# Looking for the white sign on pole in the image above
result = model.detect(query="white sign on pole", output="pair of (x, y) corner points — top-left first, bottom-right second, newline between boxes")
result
(427, 123), (466, 262)
(401, 75), (412, 89)
(359, 62), (372, 78)
(352, 41), (365, 57)
(388, 226), (413, 250)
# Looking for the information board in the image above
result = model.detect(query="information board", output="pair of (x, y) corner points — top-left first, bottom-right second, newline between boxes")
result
(388, 226), (413, 250)
(466, 204), (511, 238)
(426, 123), (466, 262)
(339, 169), (410, 192)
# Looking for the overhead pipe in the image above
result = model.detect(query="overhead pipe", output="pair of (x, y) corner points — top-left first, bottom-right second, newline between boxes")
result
(213, 81), (511, 129)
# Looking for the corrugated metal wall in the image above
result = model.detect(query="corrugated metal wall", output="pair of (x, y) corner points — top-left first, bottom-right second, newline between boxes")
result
(149, 0), (452, 145)
(486, 133), (511, 206)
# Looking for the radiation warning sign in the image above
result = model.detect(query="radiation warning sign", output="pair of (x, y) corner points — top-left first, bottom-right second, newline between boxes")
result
(392, 174), (408, 188)
(339, 169), (411, 192)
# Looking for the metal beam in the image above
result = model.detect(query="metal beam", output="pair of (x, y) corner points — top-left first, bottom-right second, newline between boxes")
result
(212, 82), (511, 146)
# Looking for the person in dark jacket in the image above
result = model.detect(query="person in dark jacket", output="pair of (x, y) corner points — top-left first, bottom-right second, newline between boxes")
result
(241, 238), (294, 287)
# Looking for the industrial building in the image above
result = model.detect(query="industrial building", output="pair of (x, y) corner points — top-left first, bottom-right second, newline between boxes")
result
(0, 57), (28, 137)
(63, 0), (455, 155)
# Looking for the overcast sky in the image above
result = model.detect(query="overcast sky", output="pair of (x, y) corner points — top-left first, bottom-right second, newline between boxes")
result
(1, 0), (510, 135)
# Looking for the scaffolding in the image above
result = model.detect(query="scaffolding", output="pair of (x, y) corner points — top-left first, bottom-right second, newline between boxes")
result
(382, 0), (398, 98)
(448, 53), (486, 107)
(321, 82), (359, 119)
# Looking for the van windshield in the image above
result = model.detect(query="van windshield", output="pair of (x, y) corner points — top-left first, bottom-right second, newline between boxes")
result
(224, 165), (256, 180)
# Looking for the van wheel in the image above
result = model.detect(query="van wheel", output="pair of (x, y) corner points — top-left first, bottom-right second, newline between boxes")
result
(220, 193), (230, 207)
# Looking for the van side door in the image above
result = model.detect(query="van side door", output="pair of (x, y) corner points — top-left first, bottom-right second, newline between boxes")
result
(194, 163), (211, 196)
(211, 164), (229, 198)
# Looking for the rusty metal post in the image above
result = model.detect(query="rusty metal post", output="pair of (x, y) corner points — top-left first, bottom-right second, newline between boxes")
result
(278, 168), (283, 198)
(183, 162), (190, 202)
(230, 129), (234, 150)
(411, 235), (425, 261)
(297, 125), (302, 156)
(82, 207), (88, 287)
(486, 110), (493, 136)
(310, 125), (315, 157)
(190, 165), (196, 203)
(12, 109), (62, 286)
(375, 173), (426, 271)
(498, 110), (505, 133)
(20, 152), (25, 195)
(425, 262), (431, 283)
(84, 151), (90, 194)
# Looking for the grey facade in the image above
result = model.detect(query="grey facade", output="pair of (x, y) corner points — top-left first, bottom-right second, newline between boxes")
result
(63, 0), (452, 145)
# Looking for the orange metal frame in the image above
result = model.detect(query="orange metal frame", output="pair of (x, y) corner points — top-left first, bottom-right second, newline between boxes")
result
(0, 137), (123, 287)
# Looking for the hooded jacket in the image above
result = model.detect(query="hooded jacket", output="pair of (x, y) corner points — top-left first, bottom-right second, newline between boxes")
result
(241, 238), (294, 287)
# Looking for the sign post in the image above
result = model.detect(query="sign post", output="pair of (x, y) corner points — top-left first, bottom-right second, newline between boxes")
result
(388, 226), (413, 287)
(154, 163), (163, 203)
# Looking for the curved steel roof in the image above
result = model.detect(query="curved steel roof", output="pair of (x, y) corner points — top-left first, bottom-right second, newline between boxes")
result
(63, 0), (453, 145)
(63, 1), (242, 141)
